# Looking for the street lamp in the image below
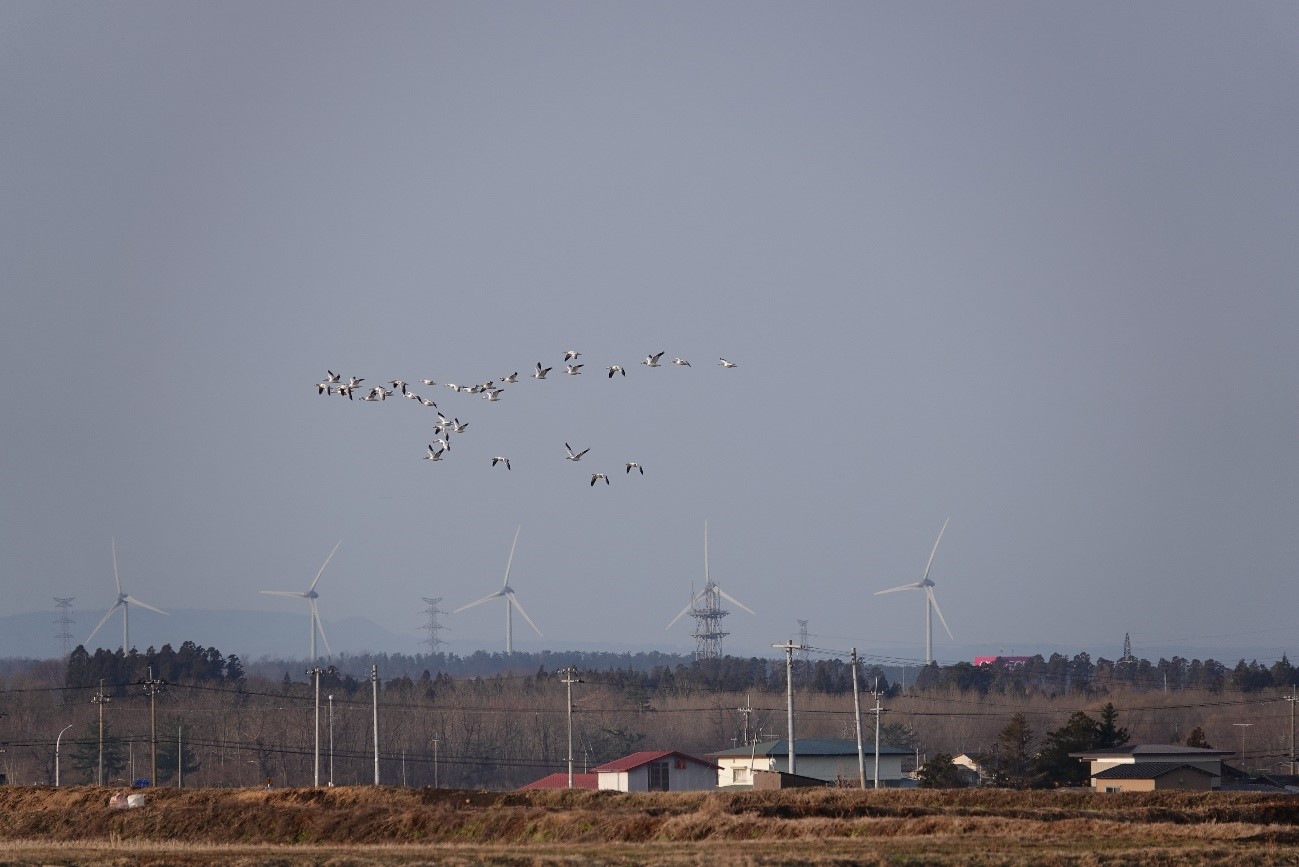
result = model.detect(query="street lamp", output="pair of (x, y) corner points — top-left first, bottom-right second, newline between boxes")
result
(55, 724), (74, 787)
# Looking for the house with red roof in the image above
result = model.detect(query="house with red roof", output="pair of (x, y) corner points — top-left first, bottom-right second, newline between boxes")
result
(591, 750), (719, 792)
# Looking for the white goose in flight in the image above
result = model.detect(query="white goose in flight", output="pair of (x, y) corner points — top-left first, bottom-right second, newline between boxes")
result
(590, 472), (610, 486)
(642, 351), (665, 368)
(718, 357), (738, 368)
(492, 456), (512, 471)
(565, 443), (590, 461)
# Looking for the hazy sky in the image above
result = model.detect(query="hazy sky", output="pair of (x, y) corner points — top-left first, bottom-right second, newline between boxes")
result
(3, 2), (1295, 664)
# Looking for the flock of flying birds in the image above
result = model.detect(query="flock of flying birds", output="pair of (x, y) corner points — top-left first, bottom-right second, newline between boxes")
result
(316, 350), (739, 485)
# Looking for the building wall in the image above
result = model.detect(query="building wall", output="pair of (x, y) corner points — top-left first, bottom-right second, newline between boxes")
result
(1099, 778), (1156, 793)
(774, 754), (905, 784)
(600, 761), (717, 792)
(1095, 770), (1214, 793)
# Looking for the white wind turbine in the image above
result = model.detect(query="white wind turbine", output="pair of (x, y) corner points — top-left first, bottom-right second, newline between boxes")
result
(666, 520), (756, 631)
(454, 526), (542, 655)
(258, 539), (341, 663)
(87, 538), (168, 654)
(875, 518), (952, 665)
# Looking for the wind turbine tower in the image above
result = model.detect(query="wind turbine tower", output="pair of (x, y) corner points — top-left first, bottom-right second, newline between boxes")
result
(258, 539), (342, 663)
(666, 521), (755, 660)
(454, 526), (542, 655)
(87, 539), (168, 654)
(874, 519), (953, 665)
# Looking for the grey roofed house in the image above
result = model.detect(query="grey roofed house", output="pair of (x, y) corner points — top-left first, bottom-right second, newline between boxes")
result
(1069, 744), (1233, 790)
(709, 738), (912, 788)
(1090, 762), (1217, 792)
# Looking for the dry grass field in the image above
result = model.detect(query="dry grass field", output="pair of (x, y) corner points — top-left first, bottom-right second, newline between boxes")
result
(1, 785), (1298, 866)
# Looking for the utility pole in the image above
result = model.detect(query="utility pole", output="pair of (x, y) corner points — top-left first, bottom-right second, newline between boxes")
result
(737, 694), (754, 747)
(850, 649), (866, 789)
(871, 677), (883, 789)
(562, 668), (583, 788)
(1285, 694), (1297, 776)
(141, 666), (166, 787)
(306, 666), (323, 787)
(772, 639), (805, 775)
(91, 679), (110, 786)
(177, 723), (183, 788)
(1234, 722), (1253, 773)
(432, 738), (439, 789)
(328, 694), (335, 786)
(371, 665), (380, 785)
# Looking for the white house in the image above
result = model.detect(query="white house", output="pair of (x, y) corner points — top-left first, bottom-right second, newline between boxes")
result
(1069, 744), (1234, 791)
(592, 750), (719, 792)
(708, 738), (913, 788)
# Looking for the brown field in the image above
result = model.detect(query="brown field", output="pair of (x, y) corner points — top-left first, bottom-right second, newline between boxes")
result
(1, 785), (1298, 866)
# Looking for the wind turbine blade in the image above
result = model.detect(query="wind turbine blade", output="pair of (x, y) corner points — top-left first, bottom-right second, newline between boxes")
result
(123, 595), (168, 616)
(927, 586), (954, 640)
(111, 538), (122, 594)
(922, 518), (950, 583)
(308, 539), (343, 594)
(501, 525), (521, 587)
(718, 587), (756, 615)
(259, 590), (307, 598)
(510, 595), (543, 638)
(454, 590), (506, 613)
(703, 520), (709, 585)
(87, 602), (121, 642)
(665, 592), (703, 630)
(874, 582), (923, 595)
(312, 600), (333, 657)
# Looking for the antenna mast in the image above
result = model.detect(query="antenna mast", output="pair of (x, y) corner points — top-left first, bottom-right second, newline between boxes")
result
(420, 597), (449, 654)
(54, 597), (75, 657)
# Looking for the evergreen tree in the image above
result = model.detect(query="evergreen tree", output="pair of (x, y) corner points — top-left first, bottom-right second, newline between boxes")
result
(1034, 711), (1100, 788)
(989, 712), (1036, 789)
(154, 718), (202, 785)
(1095, 702), (1130, 748)
(70, 721), (127, 785)
(1185, 726), (1213, 749)
(917, 753), (969, 788)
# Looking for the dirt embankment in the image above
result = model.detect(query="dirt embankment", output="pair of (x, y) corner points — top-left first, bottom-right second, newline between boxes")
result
(1, 786), (1298, 847)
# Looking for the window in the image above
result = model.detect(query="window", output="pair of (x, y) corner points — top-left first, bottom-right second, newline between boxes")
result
(648, 761), (669, 791)
(1104, 786), (1121, 794)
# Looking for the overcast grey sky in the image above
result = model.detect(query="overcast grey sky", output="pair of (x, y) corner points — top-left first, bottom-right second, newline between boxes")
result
(2, 2), (1295, 664)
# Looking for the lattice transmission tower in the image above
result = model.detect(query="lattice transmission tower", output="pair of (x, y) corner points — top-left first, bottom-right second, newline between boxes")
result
(421, 597), (449, 654)
(54, 597), (75, 657)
